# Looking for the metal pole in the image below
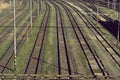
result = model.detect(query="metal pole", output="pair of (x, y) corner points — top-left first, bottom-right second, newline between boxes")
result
(96, 0), (98, 21)
(0, 1), (1, 6)
(30, 0), (32, 32)
(117, 1), (120, 44)
(113, 0), (116, 10)
(13, 0), (17, 72)
(10, 0), (12, 10)
(107, 0), (110, 8)
(41, 0), (42, 10)
(38, 0), (40, 16)
(26, 22), (29, 41)
(94, 0), (98, 21)
(117, 17), (119, 44)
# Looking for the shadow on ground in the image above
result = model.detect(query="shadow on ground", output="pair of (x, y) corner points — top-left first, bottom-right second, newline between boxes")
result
(99, 20), (120, 40)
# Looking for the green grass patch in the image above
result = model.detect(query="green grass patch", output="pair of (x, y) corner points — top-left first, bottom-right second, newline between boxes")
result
(41, 2), (57, 74)
(0, 33), (13, 58)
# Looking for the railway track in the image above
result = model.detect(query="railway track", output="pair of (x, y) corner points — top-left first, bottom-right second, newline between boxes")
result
(0, 0), (28, 71)
(61, 0), (120, 76)
(0, 0), (36, 34)
(66, 0), (120, 62)
(0, 0), (29, 40)
(0, 0), (38, 50)
(54, 2), (71, 75)
(67, 3), (107, 78)
(0, 0), (26, 25)
(86, 0), (120, 11)
(0, 11), (30, 41)
(55, 0), (110, 79)
(79, 1), (113, 21)
(79, 0), (120, 40)
(6, 7), (38, 71)
(0, 1), (38, 73)
(50, 1), (88, 77)
(71, 1), (120, 67)
(0, 23), (31, 73)
(24, 1), (49, 74)
(0, 0), (119, 79)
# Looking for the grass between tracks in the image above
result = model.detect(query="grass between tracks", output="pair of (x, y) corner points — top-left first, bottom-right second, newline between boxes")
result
(40, 2), (57, 75)
(8, 1), (46, 73)
(0, 10), (11, 20)
(0, 33), (13, 58)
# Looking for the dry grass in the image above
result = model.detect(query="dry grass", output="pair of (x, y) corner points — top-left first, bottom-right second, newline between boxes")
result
(0, 3), (9, 12)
